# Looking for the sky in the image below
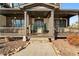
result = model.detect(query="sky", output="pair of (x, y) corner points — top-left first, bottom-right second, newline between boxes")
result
(60, 3), (79, 9)
(60, 3), (79, 25)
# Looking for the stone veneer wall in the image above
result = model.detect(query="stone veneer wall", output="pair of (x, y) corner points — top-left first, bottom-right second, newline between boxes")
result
(0, 15), (6, 27)
(47, 10), (54, 39)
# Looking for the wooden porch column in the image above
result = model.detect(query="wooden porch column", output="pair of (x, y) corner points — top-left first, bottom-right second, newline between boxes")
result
(26, 12), (30, 35)
(24, 11), (27, 36)
(23, 11), (27, 41)
(48, 10), (54, 40)
(66, 18), (68, 27)
(67, 18), (70, 26)
(24, 11), (29, 35)
(26, 13), (29, 28)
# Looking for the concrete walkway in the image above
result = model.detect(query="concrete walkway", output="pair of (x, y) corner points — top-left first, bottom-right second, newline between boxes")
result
(12, 38), (58, 56)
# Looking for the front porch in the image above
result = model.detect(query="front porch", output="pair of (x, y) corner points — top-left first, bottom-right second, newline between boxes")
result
(0, 3), (79, 40)
(0, 10), (54, 38)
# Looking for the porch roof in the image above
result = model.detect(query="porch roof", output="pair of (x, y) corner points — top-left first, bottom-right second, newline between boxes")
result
(0, 8), (23, 14)
(55, 9), (78, 18)
(0, 8), (79, 18)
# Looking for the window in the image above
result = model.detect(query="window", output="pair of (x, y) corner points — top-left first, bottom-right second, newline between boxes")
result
(12, 19), (24, 27)
(9, 3), (24, 8)
(0, 3), (10, 8)
(7, 17), (24, 27)
(59, 20), (66, 27)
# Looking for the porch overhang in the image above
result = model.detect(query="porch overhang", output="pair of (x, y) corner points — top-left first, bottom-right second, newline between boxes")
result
(0, 8), (23, 14)
(55, 9), (78, 18)
(0, 8), (79, 18)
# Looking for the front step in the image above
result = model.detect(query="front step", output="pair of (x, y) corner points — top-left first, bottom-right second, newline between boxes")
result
(30, 38), (49, 43)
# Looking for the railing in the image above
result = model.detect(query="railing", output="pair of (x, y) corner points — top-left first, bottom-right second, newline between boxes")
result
(56, 27), (79, 37)
(57, 27), (79, 33)
(0, 27), (25, 37)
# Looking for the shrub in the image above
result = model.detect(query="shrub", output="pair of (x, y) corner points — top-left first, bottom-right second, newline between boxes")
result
(67, 33), (79, 46)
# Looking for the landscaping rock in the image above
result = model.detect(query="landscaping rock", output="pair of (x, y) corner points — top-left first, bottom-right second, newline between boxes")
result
(0, 39), (28, 56)
(67, 33), (79, 46)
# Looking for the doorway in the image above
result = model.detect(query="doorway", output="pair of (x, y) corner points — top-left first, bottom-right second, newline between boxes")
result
(32, 19), (44, 34)
(35, 19), (44, 33)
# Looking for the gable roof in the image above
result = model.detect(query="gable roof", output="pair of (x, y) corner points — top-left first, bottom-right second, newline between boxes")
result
(20, 3), (60, 9)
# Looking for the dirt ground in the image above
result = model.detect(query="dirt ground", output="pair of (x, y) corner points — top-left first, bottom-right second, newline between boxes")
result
(0, 39), (27, 56)
(52, 39), (79, 56)
(1, 38), (79, 56)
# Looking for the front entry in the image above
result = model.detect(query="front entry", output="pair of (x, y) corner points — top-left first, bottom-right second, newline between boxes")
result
(31, 19), (44, 34)
(35, 19), (44, 33)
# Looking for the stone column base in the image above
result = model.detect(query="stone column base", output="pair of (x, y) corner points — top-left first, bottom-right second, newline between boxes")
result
(5, 37), (9, 42)
(48, 36), (55, 41)
(23, 36), (26, 41)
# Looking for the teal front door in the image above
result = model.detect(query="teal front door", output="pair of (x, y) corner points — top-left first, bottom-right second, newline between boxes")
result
(35, 19), (44, 33)
(31, 19), (48, 34)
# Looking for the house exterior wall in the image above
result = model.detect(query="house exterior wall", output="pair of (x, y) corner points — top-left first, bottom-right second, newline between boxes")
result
(0, 15), (6, 27)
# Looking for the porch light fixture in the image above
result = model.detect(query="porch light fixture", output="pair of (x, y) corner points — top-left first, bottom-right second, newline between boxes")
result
(37, 17), (41, 19)
(14, 17), (16, 19)
(60, 18), (62, 20)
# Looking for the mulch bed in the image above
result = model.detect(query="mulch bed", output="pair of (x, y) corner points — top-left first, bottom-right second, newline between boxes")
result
(0, 39), (28, 56)
(67, 33), (79, 46)
(52, 39), (79, 56)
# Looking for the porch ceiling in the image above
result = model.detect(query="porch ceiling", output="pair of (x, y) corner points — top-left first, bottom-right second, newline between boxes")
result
(55, 10), (78, 18)
(28, 11), (50, 18)
(54, 13), (75, 18)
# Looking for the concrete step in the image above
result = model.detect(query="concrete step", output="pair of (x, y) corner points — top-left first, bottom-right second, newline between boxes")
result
(30, 38), (49, 43)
